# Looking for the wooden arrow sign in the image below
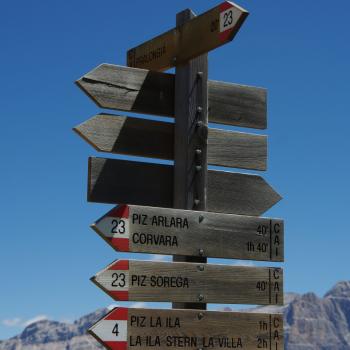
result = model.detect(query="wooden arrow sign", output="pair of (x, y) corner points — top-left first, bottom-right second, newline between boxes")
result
(91, 260), (283, 305)
(89, 307), (284, 350)
(92, 204), (284, 262)
(76, 64), (267, 129)
(127, 1), (248, 71)
(74, 114), (267, 170)
(88, 157), (281, 216)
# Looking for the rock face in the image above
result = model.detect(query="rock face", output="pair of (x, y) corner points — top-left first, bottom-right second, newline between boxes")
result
(285, 281), (350, 350)
(1, 281), (350, 349)
(0, 309), (106, 350)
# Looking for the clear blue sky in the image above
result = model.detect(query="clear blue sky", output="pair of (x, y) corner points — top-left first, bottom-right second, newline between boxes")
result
(1, 0), (350, 340)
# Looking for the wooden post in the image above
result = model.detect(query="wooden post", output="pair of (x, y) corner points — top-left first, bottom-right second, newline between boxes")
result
(173, 8), (208, 310)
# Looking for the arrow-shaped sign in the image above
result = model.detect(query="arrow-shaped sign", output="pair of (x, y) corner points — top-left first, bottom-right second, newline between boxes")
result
(76, 64), (267, 129)
(88, 157), (281, 216)
(91, 260), (283, 305)
(92, 204), (284, 262)
(74, 114), (267, 170)
(127, 1), (248, 71)
(89, 307), (284, 350)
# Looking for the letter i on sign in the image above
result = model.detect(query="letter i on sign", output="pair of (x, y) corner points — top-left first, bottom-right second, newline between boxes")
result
(91, 205), (130, 252)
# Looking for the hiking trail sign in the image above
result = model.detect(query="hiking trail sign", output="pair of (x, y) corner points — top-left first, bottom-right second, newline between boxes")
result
(89, 307), (283, 350)
(91, 260), (283, 305)
(91, 204), (284, 262)
(74, 1), (285, 349)
(127, 1), (248, 71)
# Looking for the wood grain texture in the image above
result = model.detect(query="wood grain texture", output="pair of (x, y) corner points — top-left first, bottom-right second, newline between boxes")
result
(74, 114), (173, 161)
(88, 157), (173, 208)
(92, 204), (284, 262)
(208, 80), (267, 129)
(92, 260), (283, 305)
(74, 114), (267, 170)
(88, 157), (281, 215)
(208, 128), (267, 170)
(89, 307), (284, 350)
(76, 64), (174, 117)
(207, 170), (281, 215)
(172, 9), (208, 310)
(76, 64), (267, 129)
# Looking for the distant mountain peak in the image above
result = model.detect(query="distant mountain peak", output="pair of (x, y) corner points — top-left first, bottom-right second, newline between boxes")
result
(324, 280), (350, 299)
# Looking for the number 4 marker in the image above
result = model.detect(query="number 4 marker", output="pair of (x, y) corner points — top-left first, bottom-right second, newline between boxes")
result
(89, 308), (128, 350)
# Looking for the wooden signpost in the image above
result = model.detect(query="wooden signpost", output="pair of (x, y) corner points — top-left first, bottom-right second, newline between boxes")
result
(91, 204), (284, 262)
(91, 260), (283, 305)
(89, 307), (283, 350)
(74, 1), (285, 349)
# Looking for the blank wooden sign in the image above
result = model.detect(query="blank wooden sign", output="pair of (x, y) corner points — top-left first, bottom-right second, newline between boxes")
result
(74, 114), (267, 170)
(91, 260), (283, 305)
(76, 64), (267, 129)
(88, 157), (281, 216)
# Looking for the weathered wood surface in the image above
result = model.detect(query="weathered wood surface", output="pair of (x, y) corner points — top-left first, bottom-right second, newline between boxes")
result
(92, 204), (284, 262)
(76, 64), (267, 129)
(74, 114), (173, 161)
(127, 2), (248, 71)
(91, 260), (283, 305)
(172, 9), (208, 311)
(89, 307), (284, 350)
(88, 157), (173, 208)
(76, 64), (174, 116)
(208, 127), (266, 170)
(88, 157), (281, 216)
(209, 80), (267, 129)
(74, 114), (267, 170)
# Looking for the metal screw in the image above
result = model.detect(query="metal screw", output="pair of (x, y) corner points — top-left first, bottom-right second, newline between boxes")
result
(197, 71), (203, 79)
(196, 121), (203, 128)
(197, 106), (203, 114)
(196, 165), (202, 172)
(198, 294), (204, 301)
(198, 265), (204, 271)
(197, 312), (204, 320)
(199, 248), (204, 256)
(195, 149), (202, 156)
(194, 199), (200, 206)
(198, 215), (204, 223)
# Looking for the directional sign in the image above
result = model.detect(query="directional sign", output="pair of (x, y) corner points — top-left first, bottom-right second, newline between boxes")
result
(88, 157), (281, 216)
(91, 260), (283, 305)
(76, 64), (267, 129)
(127, 1), (248, 71)
(92, 204), (284, 262)
(89, 307), (284, 350)
(74, 114), (267, 170)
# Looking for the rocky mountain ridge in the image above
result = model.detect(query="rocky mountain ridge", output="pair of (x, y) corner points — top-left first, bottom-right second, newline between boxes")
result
(1, 281), (350, 349)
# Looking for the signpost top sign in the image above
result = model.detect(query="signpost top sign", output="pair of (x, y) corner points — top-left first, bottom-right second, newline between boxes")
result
(127, 1), (248, 71)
